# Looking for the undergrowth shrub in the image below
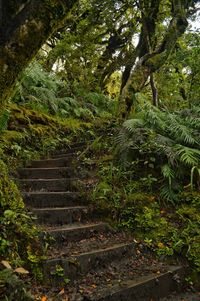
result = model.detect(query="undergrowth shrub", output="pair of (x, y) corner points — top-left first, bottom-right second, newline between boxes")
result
(116, 103), (200, 203)
(12, 61), (117, 120)
(0, 262), (34, 300)
(90, 124), (200, 275)
(0, 159), (42, 282)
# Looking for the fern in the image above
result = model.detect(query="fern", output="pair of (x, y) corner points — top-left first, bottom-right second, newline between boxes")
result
(166, 114), (197, 146)
(160, 185), (178, 204)
(123, 118), (145, 132)
(12, 61), (115, 121)
(174, 145), (200, 166)
(162, 164), (175, 183)
(0, 109), (10, 133)
(117, 103), (200, 203)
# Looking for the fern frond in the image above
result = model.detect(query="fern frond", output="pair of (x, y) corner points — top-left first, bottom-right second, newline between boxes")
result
(166, 114), (197, 145)
(174, 145), (200, 166)
(143, 106), (165, 131)
(123, 118), (145, 132)
(185, 116), (200, 130)
(162, 164), (175, 179)
(161, 164), (175, 188)
(160, 185), (177, 204)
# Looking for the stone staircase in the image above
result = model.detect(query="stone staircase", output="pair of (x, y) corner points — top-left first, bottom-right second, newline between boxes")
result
(17, 142), (186, 301)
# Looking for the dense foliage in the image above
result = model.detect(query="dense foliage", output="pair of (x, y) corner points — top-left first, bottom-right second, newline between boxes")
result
(117, 104), (200, 202)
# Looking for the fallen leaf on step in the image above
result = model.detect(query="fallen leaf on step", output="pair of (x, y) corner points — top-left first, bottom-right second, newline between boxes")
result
(1, 260), (12, 269)
(58, 288), (65, 295)
(14, 267), (29, 274)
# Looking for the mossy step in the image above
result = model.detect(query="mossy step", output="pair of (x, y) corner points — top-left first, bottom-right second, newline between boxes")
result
(18, 167), (73, 179)
(82, 266), (185, 301)
(44, 242), (135, 280)
(18, 178), (80, 192)
(23, 191), (82, 208)
(44, 222), (110, 243)
(52, 140), (93, 155)
(51, 145), (86, 158)
(32, 206), (90, 225)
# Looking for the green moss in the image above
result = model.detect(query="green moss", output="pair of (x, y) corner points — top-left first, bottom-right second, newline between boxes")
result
(0, 130), (25, 143)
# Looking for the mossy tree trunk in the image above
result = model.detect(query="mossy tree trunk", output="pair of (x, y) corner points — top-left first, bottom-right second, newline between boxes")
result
(0, 0), (77, 105)
(121, 0), (189, 116)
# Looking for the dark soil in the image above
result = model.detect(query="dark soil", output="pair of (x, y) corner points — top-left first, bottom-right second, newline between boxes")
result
(46, 230), (134, 258)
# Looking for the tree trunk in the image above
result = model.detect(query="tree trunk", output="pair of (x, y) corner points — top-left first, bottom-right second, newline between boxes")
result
(0, 0), (77, 104)
(150, 73), (158, 106)
(121, 0), (188, 116)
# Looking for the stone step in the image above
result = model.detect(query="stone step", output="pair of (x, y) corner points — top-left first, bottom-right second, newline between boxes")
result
(32, 206), (89, 225)
(51, 152), (81, 158)
(18, 178), (79, 192)
(44, 242), (135, 280)
(51, 147), (85, 158)
(18, 167), (73, 179)
(52, 141), (93, 156)
(52, 144), (86, 156)
(23, 191), (82, 208)
(44, 222), (110, 243)
(29, 157), (73, 168)
(161, 291), (200, 301)
(83, 266), (185, 301)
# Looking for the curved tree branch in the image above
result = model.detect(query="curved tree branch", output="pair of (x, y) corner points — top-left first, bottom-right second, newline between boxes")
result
(121, 0), (189, 116)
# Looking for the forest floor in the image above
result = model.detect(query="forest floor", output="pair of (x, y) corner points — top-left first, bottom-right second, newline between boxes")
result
(161, 291), (200, 300)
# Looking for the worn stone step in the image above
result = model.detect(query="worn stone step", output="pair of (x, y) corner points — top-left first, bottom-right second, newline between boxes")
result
(23, 191), (82, 208)
(29, 157), (74, 168)
(51, 146), (86, 158)
(51, 152), (81, 159)
(47, 228), (131, 257)
(32, 206), (89, 225)
(18, 178), (79, 192)
(18, 167), (73, 179)
(53, 144), (86, 155)
(44, 222), (111, 243)
(44, 242), (135, 280)
(83, 266), (185, 301)
(161, 290), (200, 301)
(52, 141), (93, 156)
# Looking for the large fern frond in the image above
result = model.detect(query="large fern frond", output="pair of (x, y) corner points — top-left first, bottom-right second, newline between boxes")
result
(166, 114), (197, 145)
(174, 144), (200, 166)
(123, 118), (145, 132)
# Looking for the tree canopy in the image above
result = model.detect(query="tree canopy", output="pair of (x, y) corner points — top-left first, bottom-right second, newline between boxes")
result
(1, 0), (199, 110)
